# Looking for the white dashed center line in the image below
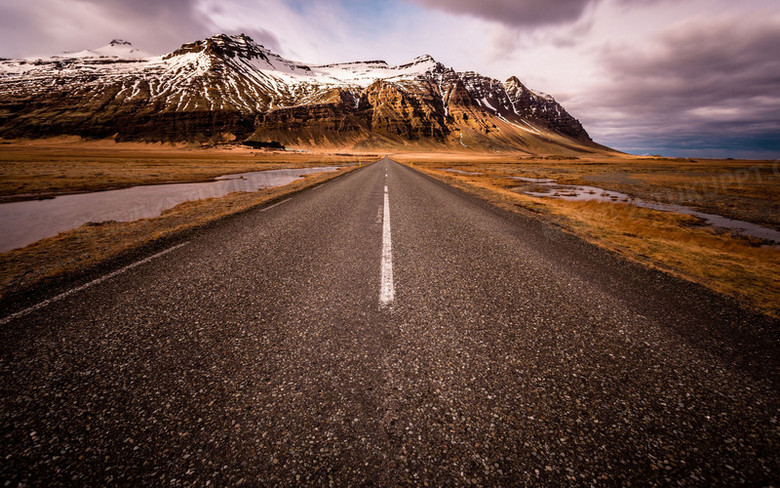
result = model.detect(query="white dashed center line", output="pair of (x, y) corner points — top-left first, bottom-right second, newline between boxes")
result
(379, 183), (394, 307)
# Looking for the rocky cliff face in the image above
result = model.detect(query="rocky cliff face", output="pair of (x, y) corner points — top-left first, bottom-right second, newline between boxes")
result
(503, 76), (590, 142)
(0, 34), (599, 152)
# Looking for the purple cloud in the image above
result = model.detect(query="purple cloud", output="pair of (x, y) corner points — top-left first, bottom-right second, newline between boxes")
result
(407, 0), (594, 27)
(576, 14), (780, 156)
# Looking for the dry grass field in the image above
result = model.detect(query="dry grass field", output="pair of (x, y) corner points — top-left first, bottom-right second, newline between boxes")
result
(0, 139), (370, 299)
(0, 165), (361, 302)
(0, 138), (375, 201)
(2, 140), (778, 317)
(393, 152), (780, 317)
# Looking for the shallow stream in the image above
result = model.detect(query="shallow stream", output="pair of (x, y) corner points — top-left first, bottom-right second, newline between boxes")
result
(0, 167), (338, 252)
(514, 176), (780, 244)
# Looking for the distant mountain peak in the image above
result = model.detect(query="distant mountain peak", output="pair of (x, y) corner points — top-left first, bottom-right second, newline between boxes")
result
(505, 76), (555, 102)
(395, 53), (442, 74)
(408, 53), (439, 67)
(56, 38), (148, 59)
(208, 33), (262, 54)
(0, 32), (596, 150)
(169, 33), (271, 60)
(207, 33), (259, 47)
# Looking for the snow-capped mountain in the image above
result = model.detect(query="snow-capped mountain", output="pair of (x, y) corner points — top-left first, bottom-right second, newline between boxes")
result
(0, 34), (597, 151)
(61, 39), (152, 60)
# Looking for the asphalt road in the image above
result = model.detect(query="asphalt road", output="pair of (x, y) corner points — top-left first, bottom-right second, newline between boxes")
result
(1, 158), (778, 486)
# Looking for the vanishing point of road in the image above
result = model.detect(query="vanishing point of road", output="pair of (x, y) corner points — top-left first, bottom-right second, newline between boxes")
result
(1, 158), (777, 486)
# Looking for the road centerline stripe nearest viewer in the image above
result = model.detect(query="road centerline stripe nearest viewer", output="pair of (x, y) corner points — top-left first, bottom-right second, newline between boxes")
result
(379, 183), (394, 307)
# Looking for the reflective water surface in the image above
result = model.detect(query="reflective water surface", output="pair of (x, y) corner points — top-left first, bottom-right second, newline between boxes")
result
(0, 167), (339, 252)
(515, 177), (780, 244)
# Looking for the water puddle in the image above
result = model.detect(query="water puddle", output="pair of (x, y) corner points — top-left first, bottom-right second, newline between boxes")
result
(514, 177), (555, 184)
(514, 177), (780, 244)
(0, 167), (339, 252)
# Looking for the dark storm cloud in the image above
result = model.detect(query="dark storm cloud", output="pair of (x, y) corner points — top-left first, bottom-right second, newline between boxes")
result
(579, 16), (780, 157)
(406, 0), (669, 27)
(79, 0), (198, 17)
(601, 20), (780, 106)
(408, 0), (593, 27)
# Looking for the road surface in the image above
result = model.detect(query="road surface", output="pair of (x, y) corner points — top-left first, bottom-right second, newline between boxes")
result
(1, 158), (778, 486)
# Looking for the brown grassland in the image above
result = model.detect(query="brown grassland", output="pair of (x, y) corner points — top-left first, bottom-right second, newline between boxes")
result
(392, 151), (780, 317)
(1, 139), (778, 318)
(0, 137), (375, 202)
(0, 139), (369, 301)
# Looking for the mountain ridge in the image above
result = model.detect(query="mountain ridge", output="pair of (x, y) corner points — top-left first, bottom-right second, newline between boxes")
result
(0, 33), (606, 154)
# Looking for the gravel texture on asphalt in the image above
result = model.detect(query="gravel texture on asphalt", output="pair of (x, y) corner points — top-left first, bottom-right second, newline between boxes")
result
(1, 158), (778, 486)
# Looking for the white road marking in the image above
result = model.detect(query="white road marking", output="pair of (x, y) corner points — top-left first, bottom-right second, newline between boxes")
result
(259, 198), (291, 212)
(379, 184), (394, 307)
(0, 242), (190, 326)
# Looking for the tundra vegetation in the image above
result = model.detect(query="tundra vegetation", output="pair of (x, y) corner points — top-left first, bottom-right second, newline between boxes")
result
(0, 139), (367, 303)
(393, 151), (780, 317)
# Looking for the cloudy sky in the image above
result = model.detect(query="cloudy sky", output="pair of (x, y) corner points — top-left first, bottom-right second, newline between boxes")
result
(1, 0), (778, 158)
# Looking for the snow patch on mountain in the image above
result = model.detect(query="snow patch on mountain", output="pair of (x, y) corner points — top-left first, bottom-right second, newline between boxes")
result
(0, 33), (592, 144)
(60, 39), (152, 59)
